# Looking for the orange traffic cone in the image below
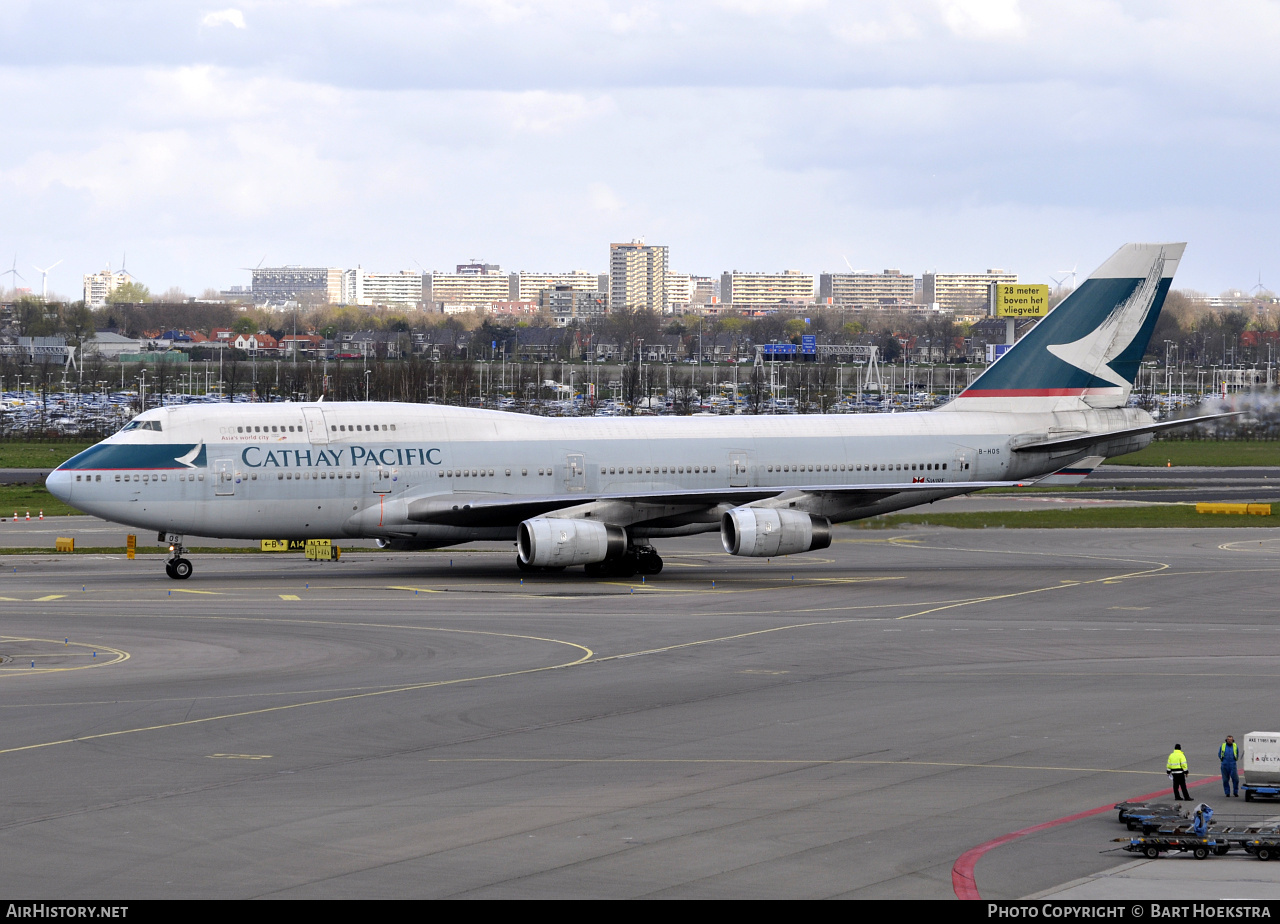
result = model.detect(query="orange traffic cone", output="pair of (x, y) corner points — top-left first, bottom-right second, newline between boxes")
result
(25, 512), (30, 521)
(38, 511), (43, 520)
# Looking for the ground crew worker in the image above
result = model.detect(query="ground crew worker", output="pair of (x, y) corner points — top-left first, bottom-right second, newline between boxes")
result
(1167, 743), (1190, 801)
(1219, 735), (1240, 798)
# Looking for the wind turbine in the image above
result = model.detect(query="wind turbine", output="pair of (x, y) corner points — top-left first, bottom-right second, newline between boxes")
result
(32, 260), (62, 300)
(1250, 272), (1269, 297)
(1050, 264), (1078, 293)
(1, 255), (26, 294)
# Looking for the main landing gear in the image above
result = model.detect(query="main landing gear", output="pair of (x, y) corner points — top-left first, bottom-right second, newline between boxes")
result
(584, 545), (663, 578)
(162, 534), (193, 580)
(515, 545), (664, 577)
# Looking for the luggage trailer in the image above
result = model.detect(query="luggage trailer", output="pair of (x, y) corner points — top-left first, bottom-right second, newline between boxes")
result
(1114, 800), (1280, 858)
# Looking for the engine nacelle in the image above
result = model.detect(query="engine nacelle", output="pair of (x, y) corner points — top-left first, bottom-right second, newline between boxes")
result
(721, 507), (832, 557)
(517, 517), (627, 568)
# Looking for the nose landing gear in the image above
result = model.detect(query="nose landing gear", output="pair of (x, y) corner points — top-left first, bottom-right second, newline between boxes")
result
(162, 534), (192, 580)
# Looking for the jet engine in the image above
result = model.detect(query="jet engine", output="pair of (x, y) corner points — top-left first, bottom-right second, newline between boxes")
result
(720, 507), (832, 557)
(517, 517), (627, 568)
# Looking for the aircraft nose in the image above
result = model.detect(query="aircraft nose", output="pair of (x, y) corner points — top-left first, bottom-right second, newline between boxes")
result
(45, 469), (73, 503)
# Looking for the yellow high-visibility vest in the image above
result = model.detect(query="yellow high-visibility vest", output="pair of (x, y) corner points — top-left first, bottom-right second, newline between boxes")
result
(1167, 749), (1188, 772)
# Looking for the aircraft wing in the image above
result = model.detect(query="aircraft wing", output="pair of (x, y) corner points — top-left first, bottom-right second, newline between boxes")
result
(404, 480), (1022, 527)
(1012, 412), (1240, 455)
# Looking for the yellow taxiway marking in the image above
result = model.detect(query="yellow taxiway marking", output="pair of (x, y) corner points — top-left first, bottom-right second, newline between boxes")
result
(0, 627), (592, 756)
(0, 597), (20, 602)
(420, 757), (1179, 777)
(0, 636), (129, 676)
(32, 595), (65, 602)
(883, 537), (1172, 621)
(387, 585), (444, 594)
(602, 575), (904, 595)
(278, 594), (300, 601)
(169, 589), (222, 595)
(209, 753), (272, 760)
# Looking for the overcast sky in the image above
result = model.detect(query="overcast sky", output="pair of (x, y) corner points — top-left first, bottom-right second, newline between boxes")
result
(2, 0), (1279, 299)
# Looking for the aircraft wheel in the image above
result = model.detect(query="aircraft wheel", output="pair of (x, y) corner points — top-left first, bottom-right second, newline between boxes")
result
(165, 561), (177, 579)
(637, 550), (663, 574)
(171, 558), (193, 580)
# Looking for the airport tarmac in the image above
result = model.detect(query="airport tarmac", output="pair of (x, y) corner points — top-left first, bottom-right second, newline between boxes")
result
(2, 527), (1280, 899)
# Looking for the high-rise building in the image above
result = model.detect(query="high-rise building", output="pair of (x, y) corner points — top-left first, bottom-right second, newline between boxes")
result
(922, 270), (1018, 312)
(252, 266), (343, 304)
(720, 270), (814, 308)
(609, 240), (668, 313)
(83, 269), (135, 308)
(818, 270), (916, 308)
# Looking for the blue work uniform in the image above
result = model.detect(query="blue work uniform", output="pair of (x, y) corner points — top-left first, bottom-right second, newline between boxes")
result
(1220, 740), (1240, 796)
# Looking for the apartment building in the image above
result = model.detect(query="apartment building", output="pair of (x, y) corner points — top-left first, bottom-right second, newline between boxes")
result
(251, 266), (344, 304)
(609, 240), (668, 313)
(541, 286), (608, 324)
(921, 269), (1018, 312)
(818, 270), (916, 308)
(82, 269), (135, 308)
(424, 270), (511, 307)
(510, 271), (602, 302)
(720, 270), (815, 308)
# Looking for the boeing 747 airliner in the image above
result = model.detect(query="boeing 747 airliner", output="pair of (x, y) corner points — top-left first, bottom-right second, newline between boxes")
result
(47, 243), (1220, 579)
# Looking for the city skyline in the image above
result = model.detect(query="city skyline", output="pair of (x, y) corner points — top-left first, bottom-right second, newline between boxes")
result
(4, 2), (1280, 298)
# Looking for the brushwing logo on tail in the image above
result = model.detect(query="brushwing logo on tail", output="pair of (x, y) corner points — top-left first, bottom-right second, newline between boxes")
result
(1045, 251), (1165, 389)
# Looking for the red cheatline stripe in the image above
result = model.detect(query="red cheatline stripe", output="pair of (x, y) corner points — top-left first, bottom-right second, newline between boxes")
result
(951, 777), (1215, 900)
(956, 388), (1120, 398)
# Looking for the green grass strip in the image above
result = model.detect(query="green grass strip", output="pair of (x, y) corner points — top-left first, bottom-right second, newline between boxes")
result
(1110, 441), (1280, 467)
(858, 505), (1278, 529)
(0, 485), (79, 517)
(0, 441), (94, 469)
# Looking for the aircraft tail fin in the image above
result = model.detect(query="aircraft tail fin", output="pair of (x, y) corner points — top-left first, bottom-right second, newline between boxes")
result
(953, 242), (1185, 413)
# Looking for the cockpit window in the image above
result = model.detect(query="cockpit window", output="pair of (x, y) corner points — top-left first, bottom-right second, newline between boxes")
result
(121, 419), (163, 433)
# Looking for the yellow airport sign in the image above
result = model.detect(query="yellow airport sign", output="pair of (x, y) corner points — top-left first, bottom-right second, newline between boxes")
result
(305, 539), (340, 561)
(261, 539), (308, 552)
(994, 284), (1050, 318)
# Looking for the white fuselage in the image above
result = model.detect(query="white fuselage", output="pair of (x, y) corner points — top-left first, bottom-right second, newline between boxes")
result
(47, 401), (1149, 545)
